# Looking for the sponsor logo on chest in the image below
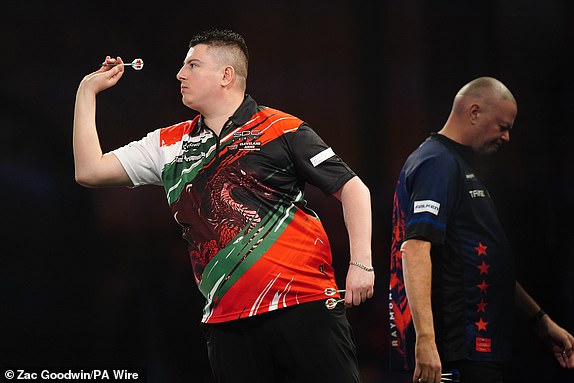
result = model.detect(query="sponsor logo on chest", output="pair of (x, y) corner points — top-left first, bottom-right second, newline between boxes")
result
(468, 189), (487, 198)
(465, 173), (490, 199)
(230, 129), (262, 151)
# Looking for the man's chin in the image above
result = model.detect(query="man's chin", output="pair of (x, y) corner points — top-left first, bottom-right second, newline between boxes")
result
(478, 144), (501, 155)
(182, 97), (195, 109)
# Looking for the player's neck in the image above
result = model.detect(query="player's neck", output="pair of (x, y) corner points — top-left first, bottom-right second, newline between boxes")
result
(203, 93), (244, 136)
(438, 119), (470, 147)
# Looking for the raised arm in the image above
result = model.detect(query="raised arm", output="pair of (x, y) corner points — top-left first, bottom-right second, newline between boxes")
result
(332, 176), (374, 307)
(73, 56), (132, 188)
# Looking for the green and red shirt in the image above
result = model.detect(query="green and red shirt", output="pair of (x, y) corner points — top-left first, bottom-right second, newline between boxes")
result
(113, 95), (355, 323)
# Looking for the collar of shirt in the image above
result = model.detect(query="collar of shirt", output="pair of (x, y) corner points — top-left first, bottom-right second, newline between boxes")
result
(430, 132), (476, 165)
(196, 94), (259, 134)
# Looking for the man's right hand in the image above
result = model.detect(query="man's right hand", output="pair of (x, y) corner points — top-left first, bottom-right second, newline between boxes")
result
(413, 335), (442, 383)
(80, 56), (125, 94)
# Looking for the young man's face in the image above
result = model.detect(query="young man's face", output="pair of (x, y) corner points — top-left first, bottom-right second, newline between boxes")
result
(176, 44), (223, 111)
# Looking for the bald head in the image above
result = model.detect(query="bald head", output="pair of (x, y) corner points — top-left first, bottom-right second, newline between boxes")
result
(453, 76), (516, 114)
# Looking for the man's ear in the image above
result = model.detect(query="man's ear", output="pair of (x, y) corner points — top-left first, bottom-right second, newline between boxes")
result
(469, 103), (480, 124)
(221, 65), (235, 86)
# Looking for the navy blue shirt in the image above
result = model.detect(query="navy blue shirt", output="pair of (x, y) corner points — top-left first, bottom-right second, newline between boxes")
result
(389, 133), (515, 369)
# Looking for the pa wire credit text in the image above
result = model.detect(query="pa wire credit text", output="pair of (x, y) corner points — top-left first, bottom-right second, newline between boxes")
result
(3, 369), (143, 381)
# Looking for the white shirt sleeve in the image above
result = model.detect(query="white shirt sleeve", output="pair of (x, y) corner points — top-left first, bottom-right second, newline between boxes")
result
(112, 129), (164, 186)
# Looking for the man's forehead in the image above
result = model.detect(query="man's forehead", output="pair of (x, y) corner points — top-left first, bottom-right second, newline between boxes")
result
(184, 44), (212, 62)
(184, 46), (196, 61)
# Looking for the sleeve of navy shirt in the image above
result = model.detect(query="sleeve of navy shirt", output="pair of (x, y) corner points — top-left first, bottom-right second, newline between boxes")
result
(288, 124), (356, 195)
(403, 150), (460, 245)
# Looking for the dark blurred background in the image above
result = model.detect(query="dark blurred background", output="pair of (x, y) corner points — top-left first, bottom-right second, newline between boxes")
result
(1, 1), (573, 382)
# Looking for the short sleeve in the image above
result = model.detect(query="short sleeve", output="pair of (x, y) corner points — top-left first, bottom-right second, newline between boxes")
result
(287, 124), (356, 194)
(403, 153), (460, 244)
(112, 129), (163, 186)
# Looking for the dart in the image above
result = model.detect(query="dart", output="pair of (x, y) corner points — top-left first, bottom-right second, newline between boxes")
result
(102, 58), (144, 70)
(324, 287), (345, 296)
(325, 298), (345, 310)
